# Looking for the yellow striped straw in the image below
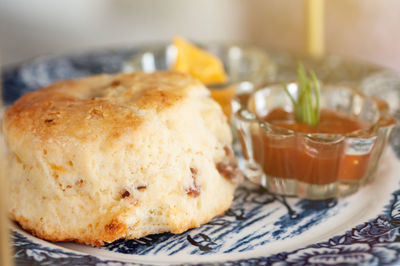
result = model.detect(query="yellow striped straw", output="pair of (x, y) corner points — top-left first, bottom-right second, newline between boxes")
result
(305, 0), (325, 57)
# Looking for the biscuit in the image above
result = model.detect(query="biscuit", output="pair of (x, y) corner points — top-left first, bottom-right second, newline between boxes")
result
(4, 71), (242, 246)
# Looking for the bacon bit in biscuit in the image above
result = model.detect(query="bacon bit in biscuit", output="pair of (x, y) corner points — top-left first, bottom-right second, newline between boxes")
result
(223, 145), (232, 156)
(75, 179), (84, 186)
(136, 185), (147, 191)
(190, 167), (198, 175)
(121, 190), (131, 198)
(15, 154), (22, 163)
(105, 223), (118, 232)
(111, 80), (121, 87)
(186, 186), (200, 197)
(104, 219), (126, 237)
(216, 159), (243, 183)
(186, 167), (200, 197)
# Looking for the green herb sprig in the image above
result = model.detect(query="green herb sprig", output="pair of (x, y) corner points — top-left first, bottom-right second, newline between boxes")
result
(282, 63), (321, 126)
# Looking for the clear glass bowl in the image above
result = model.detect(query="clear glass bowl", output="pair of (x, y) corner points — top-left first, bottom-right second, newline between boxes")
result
(123, 43), (276, 119)
(233, 82), (396, 199)
(124, 43), (276, 86)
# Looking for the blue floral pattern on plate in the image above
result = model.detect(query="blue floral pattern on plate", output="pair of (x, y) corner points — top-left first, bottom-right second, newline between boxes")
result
(3, 47), (400, 265)
(10, 187), (400, 265)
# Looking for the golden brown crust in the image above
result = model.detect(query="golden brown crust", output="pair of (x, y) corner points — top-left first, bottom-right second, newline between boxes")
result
(4, 71), (201, 144)
(10, 199), (233, 246)
(10, 210), (129, 246)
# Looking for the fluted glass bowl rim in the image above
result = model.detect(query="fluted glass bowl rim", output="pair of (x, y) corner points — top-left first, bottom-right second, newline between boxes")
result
(233, 82), (395, 141)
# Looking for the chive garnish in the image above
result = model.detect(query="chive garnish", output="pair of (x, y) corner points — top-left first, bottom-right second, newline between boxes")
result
(282, 63), (321, 126)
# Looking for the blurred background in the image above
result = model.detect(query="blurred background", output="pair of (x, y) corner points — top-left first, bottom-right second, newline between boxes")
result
(0, 0), (400, 71)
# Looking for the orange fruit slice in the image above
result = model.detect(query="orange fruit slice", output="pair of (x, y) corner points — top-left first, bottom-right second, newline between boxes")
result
(172, 37), (227, 84)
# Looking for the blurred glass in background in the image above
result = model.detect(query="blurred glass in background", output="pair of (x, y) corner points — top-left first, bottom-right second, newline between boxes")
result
(0, 0), (399, 71)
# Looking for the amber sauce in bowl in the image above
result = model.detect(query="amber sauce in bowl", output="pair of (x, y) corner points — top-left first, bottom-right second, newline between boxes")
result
(234, 83), (396, 199)
(256, 108), (371, 185)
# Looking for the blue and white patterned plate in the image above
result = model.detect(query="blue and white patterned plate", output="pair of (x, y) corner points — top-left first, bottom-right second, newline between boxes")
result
(3, 46), (400, 265)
